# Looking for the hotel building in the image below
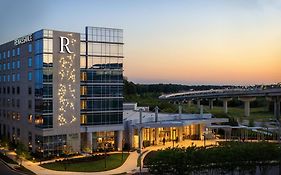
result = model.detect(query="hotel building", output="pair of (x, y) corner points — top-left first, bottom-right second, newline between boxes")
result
(0, 26), (124, 156)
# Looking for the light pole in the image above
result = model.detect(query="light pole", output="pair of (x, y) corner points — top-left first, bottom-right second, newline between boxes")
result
(138, 127), (143, 174)
(122, 138), (125, 161)
(138, 108), (143, 174)
(104, 132), (107, 168)
(202, 131), (206, 147)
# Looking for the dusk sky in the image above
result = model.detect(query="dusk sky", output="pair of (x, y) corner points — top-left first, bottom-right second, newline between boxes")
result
(0, 0), (280, 85)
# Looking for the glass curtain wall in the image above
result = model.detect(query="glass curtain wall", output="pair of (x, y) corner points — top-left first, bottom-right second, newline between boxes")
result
(34, 30), (53, 129)
(80, 27), (123, 125)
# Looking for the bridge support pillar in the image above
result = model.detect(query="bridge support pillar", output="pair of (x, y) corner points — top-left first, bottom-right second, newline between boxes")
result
(155, 128), (159, 145)
(265, 97), (273, 112)
(197, 99), (201, 109)
(187, 100), (192, 108)
(238, 97), (256, 117)
(219, 98), (232, 114)
(208, 99), (215, 109)
(271, 96), (280, 121)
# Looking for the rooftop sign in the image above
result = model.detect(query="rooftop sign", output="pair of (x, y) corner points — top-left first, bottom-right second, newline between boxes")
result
(14, 34), (33, 46)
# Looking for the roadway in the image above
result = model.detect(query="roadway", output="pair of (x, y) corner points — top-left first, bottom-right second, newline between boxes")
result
(0, 160), (23, 175)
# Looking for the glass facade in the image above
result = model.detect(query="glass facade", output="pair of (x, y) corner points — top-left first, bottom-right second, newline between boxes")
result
(0, 27), (124, 157)
(80, 27), (123, 125)
(33, 29), (54, 129)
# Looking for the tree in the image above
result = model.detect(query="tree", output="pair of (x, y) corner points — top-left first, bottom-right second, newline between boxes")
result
(15, 142), (31, 165)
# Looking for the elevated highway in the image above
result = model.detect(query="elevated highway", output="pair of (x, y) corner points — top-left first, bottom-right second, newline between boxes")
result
(159, 88), (281, 119)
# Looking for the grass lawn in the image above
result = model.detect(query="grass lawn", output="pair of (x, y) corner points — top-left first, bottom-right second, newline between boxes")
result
(41, 153), (129, 172)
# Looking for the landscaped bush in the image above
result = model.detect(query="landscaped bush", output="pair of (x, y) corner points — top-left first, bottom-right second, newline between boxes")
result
(145, 142), (281, 175)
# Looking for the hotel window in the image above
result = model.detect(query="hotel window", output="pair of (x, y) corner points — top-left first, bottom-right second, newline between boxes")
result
(80, 114), (87, 124)
(28, 57), (32, 67)
(28, 87), (32, 95)
(81, 72), (87, 81)
(43, 30), (53, 38)
(28, 44), (32, 53)
(12, 61), (15, 69)
(28, 114), (33, 123)
(3, 63), (6, 70)
(7, 50), (10, 58)
(3, 52), (6, 59)
(7, 63), (10, 70)
(80, 56), (86, 68)
(7, 75), (10, 82)
(43, 39), (53, 53)
(34, 115), (43, 125)
(80, 86), (87, 95)
(12, 74), (15, 82)
(81, 100), (87, 109)
(17, 86), (20, 94)
(28, 72), (32, 81)
(12, 49), (15, 57)
(35, 40), (43, 54)
(17, 48), (20, 56)
(43, 54), (53, 67)
(17, 60), (20, 69)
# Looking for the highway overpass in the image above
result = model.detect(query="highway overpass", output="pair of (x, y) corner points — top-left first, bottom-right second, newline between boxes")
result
(159, 88), (281, 119)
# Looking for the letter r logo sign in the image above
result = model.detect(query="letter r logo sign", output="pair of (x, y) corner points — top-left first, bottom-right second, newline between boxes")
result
(59, 36), (73, 53)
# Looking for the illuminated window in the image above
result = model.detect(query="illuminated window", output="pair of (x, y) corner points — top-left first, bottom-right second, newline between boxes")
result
(16, 113), (20, 120)
(28, 114), (33, 123)
(81, 72), (87, 81)
(80, 86), (87, 95)
(80, 114), (87, 124)
(81, 100), (87, 109)
(35, 115), (43, 125)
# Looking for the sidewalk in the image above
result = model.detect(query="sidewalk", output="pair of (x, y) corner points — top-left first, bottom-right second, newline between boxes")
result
(0, 139), (217, 175)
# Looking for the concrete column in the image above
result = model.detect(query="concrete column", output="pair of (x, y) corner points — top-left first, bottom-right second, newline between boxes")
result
(116, 130), (123, 151)
(155, 128), (159, 145)
(197, 99), (201, 109)
(274, 100), (277, 118)
(87, 132), (93, 151)
(149, 128), (153, 144)
(129, 127), (134, 149)
(139, 108), (143, 124)
(273, 96), (280, 121)
(200, 124), (206, 140)
(155, 106), (159, 122)
(93, 132), (97, 151)
(178, 127), (183, 142)
(200, 105), (204, 116)
(188, 100), (192, 108)
(178, 105), (182, 120)
(265, 97), (273, 112)
(138, 128), (143, 149)
(219, 98), (232, 114)
(170, 127), (173, 141)
(239, 97), (256, 117)
(208, 99), (215, 109)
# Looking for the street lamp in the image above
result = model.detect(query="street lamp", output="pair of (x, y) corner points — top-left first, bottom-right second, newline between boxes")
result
(138, 127), (142, 174)
(104, 132), (107, 168)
